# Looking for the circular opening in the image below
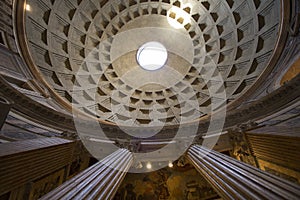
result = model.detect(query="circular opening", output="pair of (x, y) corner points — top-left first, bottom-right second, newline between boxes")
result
(137, 42), (168, 71)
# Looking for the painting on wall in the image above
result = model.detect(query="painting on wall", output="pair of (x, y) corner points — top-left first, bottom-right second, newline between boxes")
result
(114, 162), (218, 200)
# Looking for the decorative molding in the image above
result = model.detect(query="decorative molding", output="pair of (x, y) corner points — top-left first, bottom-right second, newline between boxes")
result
(0, 73), (299, 151)
(228, 131), (258, 167)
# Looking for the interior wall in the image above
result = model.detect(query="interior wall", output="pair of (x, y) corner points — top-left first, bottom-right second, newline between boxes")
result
(114, 163), (219, 200)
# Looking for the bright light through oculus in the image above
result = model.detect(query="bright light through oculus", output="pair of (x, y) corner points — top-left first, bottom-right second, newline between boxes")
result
(137, 42), (168, 71)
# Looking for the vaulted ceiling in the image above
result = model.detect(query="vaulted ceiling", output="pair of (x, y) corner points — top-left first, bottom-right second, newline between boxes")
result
(25, 0), (281, 127)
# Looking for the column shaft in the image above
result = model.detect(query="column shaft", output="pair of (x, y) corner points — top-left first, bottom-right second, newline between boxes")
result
(40, 149), (133, 200)
(247, 133), (300, 171)
(187, 145), (300, 200)
(0, 137), (75, 195)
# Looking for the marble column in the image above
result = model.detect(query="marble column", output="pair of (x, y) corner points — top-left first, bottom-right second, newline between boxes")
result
(247, 132), (300, 173)
(246, 132), (300, 184)
(0, 137), (75, 196)
(187, 145), (300, 200)
(40, 148), (133, 200)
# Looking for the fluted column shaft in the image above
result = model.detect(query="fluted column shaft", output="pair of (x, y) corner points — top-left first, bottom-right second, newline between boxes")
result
(247, 133), (300, 171)
(40, 149), (133, 200)
(0, 138), (75, 196)
(187, 145), (300, 200)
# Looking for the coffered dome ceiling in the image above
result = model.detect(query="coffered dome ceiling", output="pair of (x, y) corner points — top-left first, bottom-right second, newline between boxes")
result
(25, 0), (281, 127)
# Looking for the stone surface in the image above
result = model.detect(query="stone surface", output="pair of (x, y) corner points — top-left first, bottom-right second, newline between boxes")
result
(24, 0), (281, 126)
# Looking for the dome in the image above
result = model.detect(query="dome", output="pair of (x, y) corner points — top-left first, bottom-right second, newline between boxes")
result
(0, 0), (300, 198)
(24, 0), (281, 127)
